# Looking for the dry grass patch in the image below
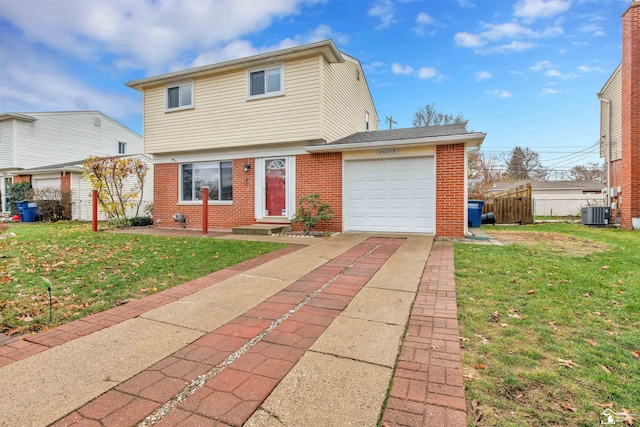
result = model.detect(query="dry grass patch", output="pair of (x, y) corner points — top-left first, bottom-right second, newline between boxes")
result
(485, 230), (610, 256)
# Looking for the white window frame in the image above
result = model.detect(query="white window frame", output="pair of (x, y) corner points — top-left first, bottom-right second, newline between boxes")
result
(118, 142), (126, 155)
(247, 64), (284, 100)
(178, 161), (233, 204)
(165, 80), (194, 112)
(366, 111), (370, 131)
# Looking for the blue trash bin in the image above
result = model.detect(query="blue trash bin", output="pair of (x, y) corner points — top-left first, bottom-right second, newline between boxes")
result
(468, 200), (485, 228)
(21, 203), (39, 222)
(15, 201), (29, 222)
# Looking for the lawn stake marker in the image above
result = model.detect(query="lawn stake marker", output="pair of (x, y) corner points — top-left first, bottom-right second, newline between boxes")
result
(137, 240), (385, 427)
(41, 277), (53, 323)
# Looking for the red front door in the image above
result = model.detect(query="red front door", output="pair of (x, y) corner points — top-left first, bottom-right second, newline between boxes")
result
(265, 158), (286, 216)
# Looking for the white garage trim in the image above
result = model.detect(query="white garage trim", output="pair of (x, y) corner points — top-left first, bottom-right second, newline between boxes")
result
(343, 155), (435, 233)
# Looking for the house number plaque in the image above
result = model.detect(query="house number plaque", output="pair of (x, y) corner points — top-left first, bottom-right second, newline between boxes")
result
(377, 149), (397, 155)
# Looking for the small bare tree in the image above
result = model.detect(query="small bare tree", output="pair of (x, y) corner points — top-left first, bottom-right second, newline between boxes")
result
(413, 103), (468, 127)
(82, 156), (148, 221)
(468, 149), (501, 199)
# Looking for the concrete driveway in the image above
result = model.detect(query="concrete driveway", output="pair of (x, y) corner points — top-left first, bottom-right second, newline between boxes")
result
(0, 232), (466, 427)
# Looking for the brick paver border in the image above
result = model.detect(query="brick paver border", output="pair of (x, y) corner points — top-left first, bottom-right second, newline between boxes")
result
(381, 241), (467, 427)
(0, 245), (303, 368)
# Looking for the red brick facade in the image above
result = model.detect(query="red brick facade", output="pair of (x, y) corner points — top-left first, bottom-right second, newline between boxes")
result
(295, 153), (343, 232)
(154, 148), (468, 237)
(154, 160), (254, 230)
(621, 2), (640, 229)
(435, 143), (466, 238)
(12, 175), (31, 184)
(61, 172), (71, 192)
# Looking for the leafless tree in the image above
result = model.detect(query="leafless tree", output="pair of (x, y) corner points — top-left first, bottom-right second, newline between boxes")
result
(413, 103), (468, 127)
(503, 146), (548, 181)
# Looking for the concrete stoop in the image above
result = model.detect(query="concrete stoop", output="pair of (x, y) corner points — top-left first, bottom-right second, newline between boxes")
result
(232, 223), (292, 235)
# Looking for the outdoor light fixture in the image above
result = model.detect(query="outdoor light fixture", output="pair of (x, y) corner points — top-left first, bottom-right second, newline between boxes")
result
(244, 163), (251, 172)
(173, 213), (187, 228)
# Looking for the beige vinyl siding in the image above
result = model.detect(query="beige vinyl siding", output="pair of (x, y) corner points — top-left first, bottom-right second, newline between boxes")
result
(143, 56), (323, 154)
(600, 65), (622, 161)
(0, 121), (14, 170)
(322, 58), (378, 143)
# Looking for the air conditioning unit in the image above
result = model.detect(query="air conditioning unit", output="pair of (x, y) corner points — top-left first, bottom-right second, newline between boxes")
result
(581, 206), (610, 226)
(610, 187), (618, 197)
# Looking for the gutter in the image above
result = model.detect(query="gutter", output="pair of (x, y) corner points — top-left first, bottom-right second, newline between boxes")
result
(597, 93), (612, 208)
(305, 132), (486, 153)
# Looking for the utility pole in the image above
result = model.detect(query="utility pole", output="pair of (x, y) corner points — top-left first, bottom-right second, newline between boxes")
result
(386, 116), (397, 130)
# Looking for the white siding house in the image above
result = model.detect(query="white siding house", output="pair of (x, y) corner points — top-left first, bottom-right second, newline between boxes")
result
(0, 111), (143, 213)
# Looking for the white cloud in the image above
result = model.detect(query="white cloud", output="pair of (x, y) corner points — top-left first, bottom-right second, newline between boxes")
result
(391, 63), (438, 80)
(476, 71), (493, 81)
(541, 87), (561, 95)
(454, 32), (485, 48)
(577, 65), (604, 73)
(0, 0), (314, 73)
(513, 0), (571, 20)
(0, 36), (139, 122)
(392, 63), (415, 75)
(454, 20), (562, 54)
(414, 12), (436, 35)
(416, 12), (433, 25)
(571, 41), (589, 46)
(486, 89), (513, 98)
(418, 67), (437, 79)
(458, 0), (475, 8)
(530, 60), (553, 71)
(477, 41), (536, 54)
(545, 69), (562, 77)
(369, 0), (396, 29)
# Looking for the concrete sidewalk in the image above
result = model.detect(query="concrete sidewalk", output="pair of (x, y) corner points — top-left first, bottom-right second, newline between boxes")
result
(0, 233), (466, 427)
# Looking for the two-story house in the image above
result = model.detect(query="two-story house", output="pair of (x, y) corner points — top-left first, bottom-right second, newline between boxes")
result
(127, 40), (485, 237)
(0, 110), (146, 218)
(598, 0), (640, 229)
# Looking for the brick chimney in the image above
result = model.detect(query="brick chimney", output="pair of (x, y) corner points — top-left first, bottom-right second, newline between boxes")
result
(620, 0), (640, 229)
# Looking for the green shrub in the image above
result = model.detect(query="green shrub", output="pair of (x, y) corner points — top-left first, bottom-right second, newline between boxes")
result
(292, 193), (334, 235)
(6, 182), (32, 215)
(130, 216), (153, 227)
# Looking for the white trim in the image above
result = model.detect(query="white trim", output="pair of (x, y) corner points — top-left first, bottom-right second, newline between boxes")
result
(246, 64), (285, 100)
(152, 144), (314, 165)
(254, 155), (296, 220)
(305, 133), (486, 153)
(165, 80), (194, 112)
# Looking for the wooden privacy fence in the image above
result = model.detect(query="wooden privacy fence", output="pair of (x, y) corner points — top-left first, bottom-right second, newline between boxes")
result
(482, 184), (533, 224)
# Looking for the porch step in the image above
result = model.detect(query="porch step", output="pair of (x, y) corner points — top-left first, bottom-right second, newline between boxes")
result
(231, 224), (292, 235)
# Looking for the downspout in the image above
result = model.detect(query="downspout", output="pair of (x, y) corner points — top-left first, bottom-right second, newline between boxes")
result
(597, 94), (612, 208)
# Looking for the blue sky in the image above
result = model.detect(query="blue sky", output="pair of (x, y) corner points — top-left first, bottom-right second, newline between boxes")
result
(0, 0), (630, 174)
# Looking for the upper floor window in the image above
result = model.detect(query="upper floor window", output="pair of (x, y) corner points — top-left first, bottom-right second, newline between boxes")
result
(180, 161), (233, 202)
(166, 81), (193, 111)
(248, 65), (284, 99)
(366, 111), (370, 131)
(118, 142), (126, 155)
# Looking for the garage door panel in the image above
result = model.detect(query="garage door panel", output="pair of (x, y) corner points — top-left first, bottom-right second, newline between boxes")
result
(345, 157), (435, 233)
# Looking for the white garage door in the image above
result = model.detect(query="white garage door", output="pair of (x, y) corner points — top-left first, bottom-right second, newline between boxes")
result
(33, 178), (60, 190)
(345, 157), (435, 233)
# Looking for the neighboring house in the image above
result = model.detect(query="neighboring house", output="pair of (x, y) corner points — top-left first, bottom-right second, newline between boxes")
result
(598, 0), (640, 229)
(16, 154), (154, 221)
(126, 40), (486, 237)
(0, 111), (143, 213)
(486, 180), (605, 217)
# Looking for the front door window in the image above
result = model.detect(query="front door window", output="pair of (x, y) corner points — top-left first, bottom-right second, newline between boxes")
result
(265, 158), (286, 216)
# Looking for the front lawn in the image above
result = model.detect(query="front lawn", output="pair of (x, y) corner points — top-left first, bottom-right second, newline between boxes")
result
(0, 223), (286, 336)
(455, 223), (640, 426)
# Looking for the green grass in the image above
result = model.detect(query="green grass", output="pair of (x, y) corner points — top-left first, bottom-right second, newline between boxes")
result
(0, 222), (286, 336)
(455, 223), (640, 426)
